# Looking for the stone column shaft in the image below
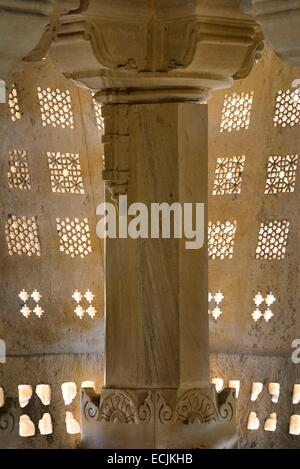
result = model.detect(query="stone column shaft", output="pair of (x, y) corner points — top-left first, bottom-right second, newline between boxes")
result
(104, 102), (209, 390)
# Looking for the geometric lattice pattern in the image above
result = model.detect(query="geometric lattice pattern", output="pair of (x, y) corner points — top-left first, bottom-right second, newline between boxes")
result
(37, 87), (74, 129)
(212, 155), (245, 195)
(273, 89), (300, 128)
(18, 289), (45, 319)
(56, 217), (92, 258)
(208, 221), (237, 260)
(264, 154), (298, 194)
(8, 83), (22, 122)
(7, 150), (31, 190)
(208, 291), (224, 320)
(93, 98), (104, 133)
(47, 152), (84, 194)
(255, 220), (290, 260)
(5, 215), (41, 257)
(220, 92), (254, 133)
(72, 289), (97, 319)
(252, 291), (276, 322)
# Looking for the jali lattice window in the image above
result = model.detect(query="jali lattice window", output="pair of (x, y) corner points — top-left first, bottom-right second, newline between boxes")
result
(47, 152), (84, 194)
(220, 92), (253, 132)
(265, 154), (298, 194)
(273, 89), (300, 128)
(56, 217), (92, 258)
(93, 98), (104, 133)
(208, 221), (237, 260)
(8, 84), (22, 122)
(255, 220), (290, 260)
(7, 150), (31, 191)
(212, 155), (245, 195)
(5, 215), (41, 257)
(37, 87), (74, 129)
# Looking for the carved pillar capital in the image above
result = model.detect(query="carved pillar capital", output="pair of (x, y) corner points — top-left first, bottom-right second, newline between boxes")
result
(245, 0), (300, 66)
(47, 0), (262, 104)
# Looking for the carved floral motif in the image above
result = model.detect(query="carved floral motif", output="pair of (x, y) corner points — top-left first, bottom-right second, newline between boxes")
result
(99, 391), (138, 424)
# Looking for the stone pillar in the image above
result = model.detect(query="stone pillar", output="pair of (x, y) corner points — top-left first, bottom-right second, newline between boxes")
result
(48, 0), (261, 448)
(0, 0), (263, 449)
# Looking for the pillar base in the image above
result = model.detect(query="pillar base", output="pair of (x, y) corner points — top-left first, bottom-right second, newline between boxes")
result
(81, 386), (236, 449)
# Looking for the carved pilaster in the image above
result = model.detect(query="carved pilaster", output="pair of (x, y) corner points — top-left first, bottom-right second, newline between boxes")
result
(101, 104), (130, 202)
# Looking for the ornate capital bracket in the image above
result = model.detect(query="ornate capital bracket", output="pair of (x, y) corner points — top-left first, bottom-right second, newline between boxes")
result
(244, 0), (300, 66)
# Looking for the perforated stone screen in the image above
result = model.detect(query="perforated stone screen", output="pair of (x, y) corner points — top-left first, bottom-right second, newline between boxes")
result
(47, 152), (84, 194)
(273, 89), (300, 128)
(93, 97), (104, 133)
(7, 150), (31, 191)
(56, 217), (92, 258)
(0, 61), (105, 448)
(208, 220), (237, 260)
(264, 154), (298, 194)
(255, 220), (290, 260)
(220, 92), (254, 132)
(5, 215), (41, 257)
(8, 83), (21, 122)
(208, 44), (300, 449)
(37, 87), (75, 129)
(212, 155), (245, 195)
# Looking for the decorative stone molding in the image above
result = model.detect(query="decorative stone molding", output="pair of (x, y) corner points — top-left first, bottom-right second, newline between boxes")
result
(138, 391), (173, 424)
(46, 0), (262, 103)
(0, 0), (55, 78)
(245, 0), (300, 66)
(82, 388), (100, 423)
